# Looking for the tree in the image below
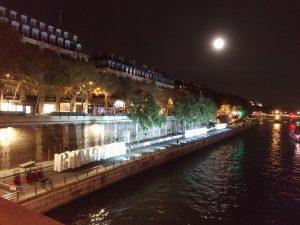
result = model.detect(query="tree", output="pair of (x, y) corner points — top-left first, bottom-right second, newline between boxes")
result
(0, 23), (25, 76)
(21, 48), (55, 115)
(128, 88), (166, 132)
(173, 95), (217, 131)
(0, 23), (28, 105)
(63, 60), (98, 113)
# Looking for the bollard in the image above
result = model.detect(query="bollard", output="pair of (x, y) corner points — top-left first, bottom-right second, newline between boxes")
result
(34, 185), (37, 195)
(16, 192), (19, 200)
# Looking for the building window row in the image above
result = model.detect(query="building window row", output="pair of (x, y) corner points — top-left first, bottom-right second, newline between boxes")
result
(0, 5), (78, 43)
(104, 59), (174, 85)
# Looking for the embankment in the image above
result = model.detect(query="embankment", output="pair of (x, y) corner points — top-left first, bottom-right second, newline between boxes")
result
(19, 124), (254, 213)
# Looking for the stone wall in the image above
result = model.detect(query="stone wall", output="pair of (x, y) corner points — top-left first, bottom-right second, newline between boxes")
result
(0, 116), (184, 169)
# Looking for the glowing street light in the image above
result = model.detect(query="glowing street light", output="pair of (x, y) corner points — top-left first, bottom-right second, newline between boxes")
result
(212, 37), (225, 50)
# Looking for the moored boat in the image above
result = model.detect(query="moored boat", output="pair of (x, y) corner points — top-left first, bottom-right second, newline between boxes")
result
(289, 122), (300, 142)
(289, 131), (300, 142)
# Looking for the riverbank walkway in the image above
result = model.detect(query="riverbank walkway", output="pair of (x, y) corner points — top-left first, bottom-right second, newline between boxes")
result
(0, 127), (232, 202)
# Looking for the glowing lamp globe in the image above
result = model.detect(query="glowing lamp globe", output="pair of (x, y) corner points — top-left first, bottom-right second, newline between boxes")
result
(212, 38), (225, 50)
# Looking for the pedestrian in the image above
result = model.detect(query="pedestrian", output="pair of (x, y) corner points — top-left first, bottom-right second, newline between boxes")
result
(41, 178), (47, 188)
(177, 139), (179, 146)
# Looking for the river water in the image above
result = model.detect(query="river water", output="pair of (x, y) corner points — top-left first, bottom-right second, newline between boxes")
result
(47, 123), (300, 225)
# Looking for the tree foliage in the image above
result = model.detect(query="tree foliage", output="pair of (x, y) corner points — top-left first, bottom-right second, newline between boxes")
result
(0, 23), (25, 77)
(128, 87), (166, 130)
(173, 95), (217, 124)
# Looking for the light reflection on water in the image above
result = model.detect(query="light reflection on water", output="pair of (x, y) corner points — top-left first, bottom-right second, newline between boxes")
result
(48, 124), (300, 225)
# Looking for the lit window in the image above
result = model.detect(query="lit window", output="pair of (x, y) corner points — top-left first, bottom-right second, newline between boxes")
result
(25, 106), (31, 114)
(44, 104), (55, 114)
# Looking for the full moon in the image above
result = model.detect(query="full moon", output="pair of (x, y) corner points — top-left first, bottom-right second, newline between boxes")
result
(212, 38), (225, 50)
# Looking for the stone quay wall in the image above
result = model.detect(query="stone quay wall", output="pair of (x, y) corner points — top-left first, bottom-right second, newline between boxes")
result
(0, 116), (187, 170)
(19, 125), (253, 213)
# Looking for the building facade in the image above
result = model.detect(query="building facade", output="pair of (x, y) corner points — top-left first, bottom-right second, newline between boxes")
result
(0, 5), (88, 61)
(95, 55), (175, 89)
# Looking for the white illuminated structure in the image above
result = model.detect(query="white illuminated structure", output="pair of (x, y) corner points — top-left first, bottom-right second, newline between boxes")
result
(215, 123), (227, 130)
(185, 128), (208, 138)
(54, 142), (127, 172)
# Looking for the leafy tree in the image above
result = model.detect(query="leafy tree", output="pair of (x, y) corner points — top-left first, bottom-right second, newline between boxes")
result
(0, 23), (25, 76)
(173, 95), (217, 130)
(63, 60), (98, 112)
(128, 88), (166, 131)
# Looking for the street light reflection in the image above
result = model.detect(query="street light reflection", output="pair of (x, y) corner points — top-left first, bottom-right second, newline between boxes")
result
(0, 127), (15, 146)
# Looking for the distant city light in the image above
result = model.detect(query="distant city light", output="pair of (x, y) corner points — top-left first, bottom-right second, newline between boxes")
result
(212, 37), (225, 50)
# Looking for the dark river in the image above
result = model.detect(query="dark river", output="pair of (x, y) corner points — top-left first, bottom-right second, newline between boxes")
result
(47, 123), (300, 225)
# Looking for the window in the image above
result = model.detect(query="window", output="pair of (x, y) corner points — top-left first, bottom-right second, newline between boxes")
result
(30, 18), (36, 27)
(73, 35), (78, 42)
(56, 28), (61, 36)
(39, 22), (45, 30)
(50, 34), (56, 44)
(11, 21), (20, 31)
(63, 31), (68, 39)
(21, 15), (27, 23)
(41, 31), (48, 42)
(21, 24), (29, 36)
(32, 28), (39, 39)
(10, 11), (17, 20)
(0, 6), (6, 16)
(48, 25), (54, 33)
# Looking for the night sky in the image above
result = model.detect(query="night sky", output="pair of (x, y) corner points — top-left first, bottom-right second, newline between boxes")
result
(1, 0), (300, 110)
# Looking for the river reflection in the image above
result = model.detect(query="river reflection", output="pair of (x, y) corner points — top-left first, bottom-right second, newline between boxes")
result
(48, 124), (300, 225)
